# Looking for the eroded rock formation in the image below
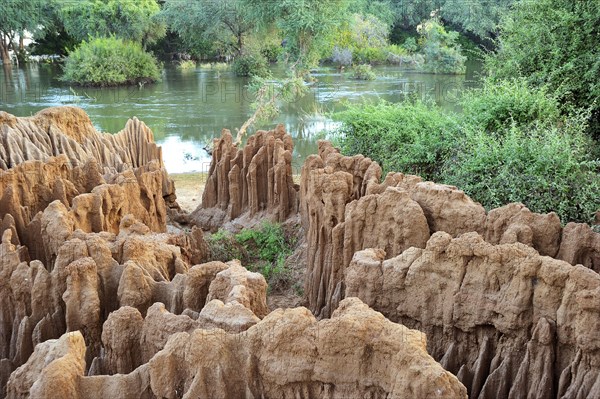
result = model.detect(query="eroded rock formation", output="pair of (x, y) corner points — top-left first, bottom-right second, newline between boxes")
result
(0, 107), (178, 265)
(0, 107), (166, 173)
(301, 141), (600, 398)
(191, 126), (299, 230)
(7, 298), (467, 399)
(345, 233), (600, 398)
(1, 112), (468, 399)
(301, 141), (599, 318)
(0, 107), (202, 396)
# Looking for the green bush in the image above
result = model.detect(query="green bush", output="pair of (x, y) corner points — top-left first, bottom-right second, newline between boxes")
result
(177, 60), (196, 70)
(232, 52), (270, 77)
(353, 47), (387, 64)
(461, 79), (561, 132)
(442, 117), (600, 223)
(332, 96), (600, 223)
(418, 14), (466, 74)
(61, 37), (161, 86)
(261, 43), (282, 63)
(401, 37), (418, 53)
(332, 100), (460, 180)
(486, 0), (600, 137)
(206, 222), (296, 289)
(352, 64), (377, 80)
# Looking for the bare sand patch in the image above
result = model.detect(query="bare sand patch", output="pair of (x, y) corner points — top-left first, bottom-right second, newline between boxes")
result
(170, 172), (206, 213)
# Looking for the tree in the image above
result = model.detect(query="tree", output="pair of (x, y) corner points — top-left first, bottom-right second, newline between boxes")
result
(388, 0), (515, 42)
(418, 12), (466, 74)
(441, 0), (514, 39)
(242, 0), (352, 68)
(348, 0), (395, 27)
(391, 0), (443, 30)
(59, 0), (165, 47)
(0, 0), (46, 64)
(160, 0), (254, 57)
(486, 0), (600, 136)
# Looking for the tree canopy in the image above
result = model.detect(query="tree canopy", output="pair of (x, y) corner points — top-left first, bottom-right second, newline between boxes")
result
(486, 0), (600, 135)
(160, 0), (254, 57)
(0, 0), (48, 63)
(59, 0), (165, 46)
(241, 0), (352, 68)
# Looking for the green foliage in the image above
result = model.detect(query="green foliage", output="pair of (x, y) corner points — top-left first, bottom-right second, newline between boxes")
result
(199, 62), (230, 71)
(333, 100), (460, 179)
(385, 44), (423, 67)
(352, 64), (377, 80)
(59, 0), (165, 46)
(349, 13), (390, 49)
(331, 13), (390, 65)
(206, 229), (244, 262)
(241, 73), (308, 130)
(207, 222), (297, 289)
(418, 13), (466, 74)
(348, 0), (395, 27)
(440, 0), (515, 38)
(486, 0), (600, 136)
(332, 85), (600, 223)
(401, 37), (418, 53)
(442, 117), (600, 224)
(392, 0), (440, 30)
(0, 0), (50, 61)
(161, 0), (253, 58)
(61, 37), (161, 86)
(461, 79), (561, 132)
(31, 27), (78, 57)
(177, 60), (196, 70)
(232, 52), (270, 77)
(353, 47), (388, 64)
(242, 0), (352, 68)
(0, 0), (47, 37)
(261, 43), (283, 63)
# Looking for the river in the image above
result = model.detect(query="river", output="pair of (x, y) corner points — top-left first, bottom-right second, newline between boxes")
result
(0, 61), (481, 174)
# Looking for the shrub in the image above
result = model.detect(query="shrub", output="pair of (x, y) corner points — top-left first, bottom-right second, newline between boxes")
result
(353, 47), (387, 64)
(206, 222), (297, 290)
(212, 62), (230, 71)
(461, 79), (561, 132)
(61, 37), (161, 86)
(486, 0), (600, 137)
(401, 37), (419, 53)
(442, 116), (600, 223)
(417, 14), (466, 74)
(332, 100), (460, 179)
(232, 52), (270, 77)
(331, 96), (600, 223)
(386, 44), (408, 58)
(261, 43), (282, 63)
(332, 46), (353, 67)
(352, 64), (377, 80)
(177, 60), (196, 70)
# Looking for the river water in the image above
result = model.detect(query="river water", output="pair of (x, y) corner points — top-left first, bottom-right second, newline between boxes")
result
(0, 62), (481, 173)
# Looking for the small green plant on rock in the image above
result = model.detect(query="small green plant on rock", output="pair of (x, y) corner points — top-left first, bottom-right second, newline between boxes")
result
(206, 222), (297, 290)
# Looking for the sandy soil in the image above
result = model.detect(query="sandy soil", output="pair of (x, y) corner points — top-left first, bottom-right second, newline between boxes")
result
(170, 173), (207, 213)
